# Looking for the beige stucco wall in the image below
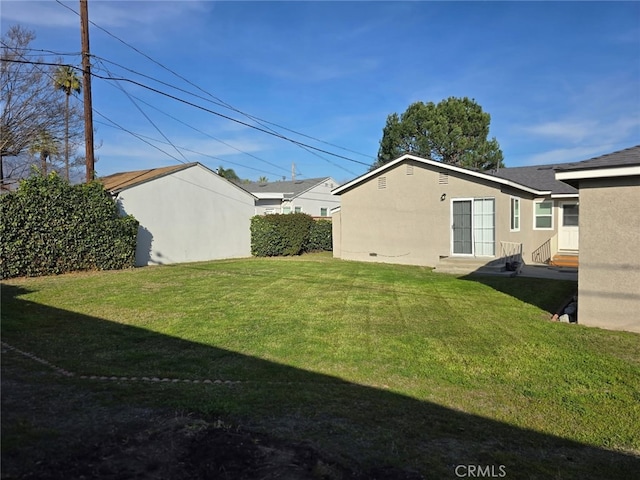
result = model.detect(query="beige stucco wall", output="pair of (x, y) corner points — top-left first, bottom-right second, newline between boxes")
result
(332, 208), (342, 257)
(333, 160), (563, 267)
(575, 177), (640, 333)
(116, 165), (255, 266)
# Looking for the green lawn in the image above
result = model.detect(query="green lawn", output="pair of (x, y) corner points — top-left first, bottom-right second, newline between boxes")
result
(2, 253), (639, 478)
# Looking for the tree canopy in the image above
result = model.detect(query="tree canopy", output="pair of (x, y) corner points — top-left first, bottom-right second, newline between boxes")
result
(1, 25), (84, 186)
(373, 97), (504, 171)
(217, 166), (241, 182)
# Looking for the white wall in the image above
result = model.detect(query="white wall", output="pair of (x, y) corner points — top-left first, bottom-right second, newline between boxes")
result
(115, 164), (255, 266)
(254, 198), (283, 215)
(291, 179), (340, 217)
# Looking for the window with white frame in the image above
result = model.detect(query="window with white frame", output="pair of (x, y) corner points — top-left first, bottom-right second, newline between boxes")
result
(510, 197), (520, 231)
(534, 200), (553, 229)
(294, 206), (302, 213)
(320, 207), (328, 217)
(282, 206), (291, 214)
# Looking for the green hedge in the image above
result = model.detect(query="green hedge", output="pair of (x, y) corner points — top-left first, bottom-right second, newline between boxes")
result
(251, 213), (332, 257)
(307, 219), (332, 252)
(0, 172), (139, 279)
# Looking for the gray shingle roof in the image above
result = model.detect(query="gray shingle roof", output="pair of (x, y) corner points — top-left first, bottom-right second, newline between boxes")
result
(490, 163), (578, 194)
(243, 177), (333, 197)
(554, 145), (640, 172)
(490, 146), (640, 194)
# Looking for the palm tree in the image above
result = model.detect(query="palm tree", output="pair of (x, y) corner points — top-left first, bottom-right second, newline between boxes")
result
(257, 176), (269, 183)
(53, 65), (81, 181)
(29, 129), (59, 175)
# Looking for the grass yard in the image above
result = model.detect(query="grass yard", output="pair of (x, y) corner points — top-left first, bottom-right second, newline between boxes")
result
(2, 253), (639, 479)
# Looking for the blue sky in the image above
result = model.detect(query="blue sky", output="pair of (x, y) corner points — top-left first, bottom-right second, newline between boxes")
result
(3, 1), (639, 183)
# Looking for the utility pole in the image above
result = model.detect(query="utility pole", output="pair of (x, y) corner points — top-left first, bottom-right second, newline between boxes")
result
(80, 0), (95, 183)
(291, 162), (295, 182)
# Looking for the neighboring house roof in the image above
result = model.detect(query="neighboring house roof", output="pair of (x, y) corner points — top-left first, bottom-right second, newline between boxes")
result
(101, 163), (198, 193)
(243, 177), (335, 200)
(555, 145), (640, 187)
(101, 162), (257, 199)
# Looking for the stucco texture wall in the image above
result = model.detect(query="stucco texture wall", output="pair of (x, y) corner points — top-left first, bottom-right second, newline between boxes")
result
(334, 160), (560, 268)
(576, 177), (640, 333)
(116, 165), (255, 266)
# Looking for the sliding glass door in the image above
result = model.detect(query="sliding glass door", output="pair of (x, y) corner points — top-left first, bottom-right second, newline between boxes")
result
(452, 198), (495, 256)
(452, 200), (473, 254)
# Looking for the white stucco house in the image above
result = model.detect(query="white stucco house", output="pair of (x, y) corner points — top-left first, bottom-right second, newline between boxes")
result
(101, 162), (256, 266)
(243, 177), (340, 217)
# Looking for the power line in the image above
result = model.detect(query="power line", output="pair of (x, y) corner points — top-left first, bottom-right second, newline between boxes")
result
(92, 59), (292, 175)
(103, 83), (292, 175)
(94, 119), (285, 178)
(92, 55), (318, 175)
(90, 71), (372, 167)
(95, 58), (189, 164)
(0, 45), (82, 58)
(93, 109), (184, 164)
(3, 56), (289, 177)
(6, 57), (373, 168)
(91, 56), (370, 167)
(53, 0), (375, 161)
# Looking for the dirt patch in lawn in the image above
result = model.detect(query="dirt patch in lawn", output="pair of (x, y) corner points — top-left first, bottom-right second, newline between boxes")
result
(1, 353), (422, 480)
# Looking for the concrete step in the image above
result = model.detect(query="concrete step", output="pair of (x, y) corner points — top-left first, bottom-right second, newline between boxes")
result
(434, 257), (509, 275)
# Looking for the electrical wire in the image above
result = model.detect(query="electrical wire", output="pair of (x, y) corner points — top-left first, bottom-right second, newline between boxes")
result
(94, 119), (285, 178)
(94, 58), (190, 163)
(103, 82), (292, 175)
(6, 57), (373, 168)
(93, 109), (184, 164)
(53, 0), (374, 161)
(90, 71), (372, 167)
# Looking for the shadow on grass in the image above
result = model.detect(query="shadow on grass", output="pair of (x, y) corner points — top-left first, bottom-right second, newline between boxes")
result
(1, 283), (636, 480)
(459, 273), (577, 315)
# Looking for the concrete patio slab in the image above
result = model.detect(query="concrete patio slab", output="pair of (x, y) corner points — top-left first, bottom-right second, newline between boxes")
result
(518, 265), (578, 281)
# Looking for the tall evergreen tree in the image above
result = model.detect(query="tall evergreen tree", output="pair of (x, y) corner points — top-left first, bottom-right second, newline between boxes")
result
(373, 97), (504, 171)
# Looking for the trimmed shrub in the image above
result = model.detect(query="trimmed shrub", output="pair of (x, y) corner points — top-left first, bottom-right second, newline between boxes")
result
(250, 215), (282, 257)
(251, 213), (332, 257)
(0, 172), (138, 279)
(307, 219), (332, 252)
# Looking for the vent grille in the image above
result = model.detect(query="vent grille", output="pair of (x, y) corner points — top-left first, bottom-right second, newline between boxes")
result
(378, 176), (387, 189)
(406, 164), (414, 175)
(439, 172), (449, 185)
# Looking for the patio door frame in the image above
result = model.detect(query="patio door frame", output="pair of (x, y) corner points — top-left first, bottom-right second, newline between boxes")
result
(450, 197), (496, 257)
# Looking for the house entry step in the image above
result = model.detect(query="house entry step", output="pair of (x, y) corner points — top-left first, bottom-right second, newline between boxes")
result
(550, 253), (579, 268)
(434, 257), (514, 276)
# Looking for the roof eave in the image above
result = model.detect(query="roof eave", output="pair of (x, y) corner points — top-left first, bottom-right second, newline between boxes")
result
(102, 163), (198, 193)
(332, 154), (548, 196)
(556, 165), (640, 185)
